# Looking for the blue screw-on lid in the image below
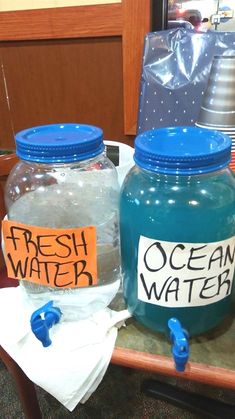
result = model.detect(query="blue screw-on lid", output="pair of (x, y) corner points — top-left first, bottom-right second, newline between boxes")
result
(134, 126), (232, 175)
(15, 123), (104, 163)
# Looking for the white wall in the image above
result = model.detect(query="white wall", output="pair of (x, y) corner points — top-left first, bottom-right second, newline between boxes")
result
(0, 0), (120, 12)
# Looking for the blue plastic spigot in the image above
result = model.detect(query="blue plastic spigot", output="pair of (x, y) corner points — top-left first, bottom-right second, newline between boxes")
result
(30, 301), (62, 347)
(168, 318), (189, 372)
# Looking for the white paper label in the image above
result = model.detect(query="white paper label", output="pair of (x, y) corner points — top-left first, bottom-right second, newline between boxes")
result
(137, 235), (235, 308)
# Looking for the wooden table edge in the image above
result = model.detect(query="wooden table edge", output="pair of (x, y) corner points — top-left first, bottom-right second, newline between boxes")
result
(112, 346), (235, 390)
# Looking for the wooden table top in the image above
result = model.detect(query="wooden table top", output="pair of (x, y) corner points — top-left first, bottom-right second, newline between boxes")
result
(1, 269), (234, 390)
(111, 293), (235, 390)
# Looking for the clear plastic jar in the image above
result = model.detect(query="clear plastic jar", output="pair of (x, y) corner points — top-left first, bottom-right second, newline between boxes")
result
(4, 124), (121, 320)
(120, 126), (235, 336)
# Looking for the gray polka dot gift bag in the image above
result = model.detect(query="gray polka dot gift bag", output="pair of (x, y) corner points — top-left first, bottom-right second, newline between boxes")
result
(138, 28), (235, 134)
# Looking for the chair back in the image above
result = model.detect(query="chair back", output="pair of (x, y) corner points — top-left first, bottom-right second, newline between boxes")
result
(0, 153), (18, 270)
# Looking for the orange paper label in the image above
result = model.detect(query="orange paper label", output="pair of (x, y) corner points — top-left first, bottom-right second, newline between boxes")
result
(2, 220), (97, 288)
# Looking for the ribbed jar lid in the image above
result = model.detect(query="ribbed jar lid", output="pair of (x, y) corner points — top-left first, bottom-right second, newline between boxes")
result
(134, 126), (231, 175)
(15, 123), (104, 163)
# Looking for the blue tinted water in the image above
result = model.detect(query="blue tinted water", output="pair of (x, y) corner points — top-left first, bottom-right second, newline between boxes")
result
(120, 167), (235, 336)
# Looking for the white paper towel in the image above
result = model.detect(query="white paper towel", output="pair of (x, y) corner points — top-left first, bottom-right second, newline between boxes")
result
(0, 287), (131, 411)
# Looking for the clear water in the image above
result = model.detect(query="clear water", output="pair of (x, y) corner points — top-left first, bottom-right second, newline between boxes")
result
(7, 180), (121, 319)
(120, 166), (235, 336)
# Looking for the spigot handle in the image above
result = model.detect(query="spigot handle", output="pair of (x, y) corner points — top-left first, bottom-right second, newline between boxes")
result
(30, 300), (62, 347)
(168, 317), (189, 372)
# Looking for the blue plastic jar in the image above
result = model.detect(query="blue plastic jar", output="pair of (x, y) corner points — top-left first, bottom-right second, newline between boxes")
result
(120, 126), (235, 336)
